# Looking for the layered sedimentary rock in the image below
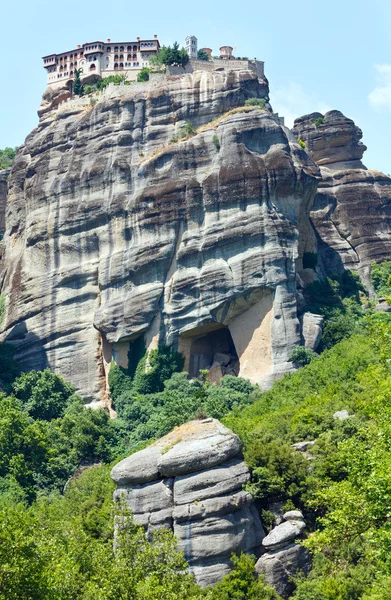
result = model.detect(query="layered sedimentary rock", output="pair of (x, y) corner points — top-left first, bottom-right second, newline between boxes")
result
(111, 418), (264, 586)
(0, 68), (319, 404)
(0, 169), (10, 233)
(293, 110), (391, 286)
(255, 510), (310, 598)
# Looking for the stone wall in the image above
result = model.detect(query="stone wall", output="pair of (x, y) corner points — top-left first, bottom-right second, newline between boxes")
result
(168, 58), (264, 77)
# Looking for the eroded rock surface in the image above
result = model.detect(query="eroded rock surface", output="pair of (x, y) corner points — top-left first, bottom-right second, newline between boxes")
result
(111, 418), (264, 587)
(256, 510), (310, 598)
(293, 111), (391, 287)
(0, 68), (319, 404)
(0, 169), (10, 233)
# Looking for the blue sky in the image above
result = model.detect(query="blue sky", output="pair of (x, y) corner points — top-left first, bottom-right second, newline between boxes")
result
(1, 0), (390, 173)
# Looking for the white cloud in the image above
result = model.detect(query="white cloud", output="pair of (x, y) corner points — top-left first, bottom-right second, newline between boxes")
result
(369, 65), (391, 110)
(270, 81), (332, 129)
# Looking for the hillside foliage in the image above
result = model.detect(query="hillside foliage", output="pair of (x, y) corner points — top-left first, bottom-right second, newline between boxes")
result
(3, 265), (391, 596)
(0, 147), (17, 170)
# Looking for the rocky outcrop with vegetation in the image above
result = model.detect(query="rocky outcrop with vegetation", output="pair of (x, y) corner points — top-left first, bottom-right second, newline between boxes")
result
(111, 418), (264, 586)
(293, 110), (391, 287)
(0, 68), (320, 404)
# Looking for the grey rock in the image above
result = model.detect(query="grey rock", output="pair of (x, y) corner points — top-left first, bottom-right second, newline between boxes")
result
(283, 510), (304, 521)
(110, 446), (161, 485)
(292, 440), (315, 453)
(174, 457), (250, 504)
(293, 110), (391, 288)
(111, 419), (264, 587)
(300, 312), (323, 351)
(333, 409), (351, 420)
(262, 520), (306, 551)
(0, 168), (10, 233)
(1, 68), (319, 404)
(255, 543), (311, 599)
(213, 352), (231, 366)
(114, 478), (174, 514)
(173, 491), (253, 522)
(157, 420), (243, 477)
(375, 298), (391, 312)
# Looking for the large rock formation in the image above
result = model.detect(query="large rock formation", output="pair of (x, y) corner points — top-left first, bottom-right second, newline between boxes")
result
(293, 110), (391, 287)
(255, 510), (310, 598)
(0, 169), (10, 234)
(111, 418), (264, 586)
(0, 68), (319, 404)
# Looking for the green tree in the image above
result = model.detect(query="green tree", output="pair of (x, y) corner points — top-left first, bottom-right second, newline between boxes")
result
(73, 69), (84, 96)
(137, 67), (150, 82)
(151, 42), (189, 67)
(12, 369), (75, 421)
(197, 49), (210, 61)
(0, 147), (17, 170)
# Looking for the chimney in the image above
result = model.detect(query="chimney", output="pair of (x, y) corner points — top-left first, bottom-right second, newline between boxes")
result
(137, 37), (140, 41)
(77, 45), (81, 49)
(154, 34), (157, 39)
(107, 38), (111, 43)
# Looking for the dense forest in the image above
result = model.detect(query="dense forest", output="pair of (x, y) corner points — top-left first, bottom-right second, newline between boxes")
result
(2, 263), (391, 598)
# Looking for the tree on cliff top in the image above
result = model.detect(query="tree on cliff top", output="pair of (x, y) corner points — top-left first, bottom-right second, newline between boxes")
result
(150, 42), (189, 67)
(73, 69), (84, 96)
(0, 147), (17, 170)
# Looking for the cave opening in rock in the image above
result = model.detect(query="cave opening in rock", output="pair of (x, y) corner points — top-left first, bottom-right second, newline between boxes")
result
(188, 326), (239, 381)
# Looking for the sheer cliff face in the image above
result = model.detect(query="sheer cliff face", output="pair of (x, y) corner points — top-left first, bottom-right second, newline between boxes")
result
(1, 70), (319, 404)
(293, 110), (391, 285)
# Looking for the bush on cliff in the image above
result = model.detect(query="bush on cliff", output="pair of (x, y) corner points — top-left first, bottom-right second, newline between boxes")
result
(150, 42), (189, 67)
(0, 147), (17, 169)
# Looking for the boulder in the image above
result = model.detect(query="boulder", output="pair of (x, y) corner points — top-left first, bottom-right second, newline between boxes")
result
(333, 409), (351, 420)
(283, 510), (304, 521)
(300, 312), (323, 351)
(262, 520), (306, 551)
(111, 419), (264, 587)
(255, 543), (311, 599)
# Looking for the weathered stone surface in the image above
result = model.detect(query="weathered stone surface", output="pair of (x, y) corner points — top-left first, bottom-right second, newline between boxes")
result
(300, 312), (323, 350)
(110, 446), (161, 486)
(262, 519), (306, 551)
(1, 68), (319, 404)
(255, 543), (311, 599)
(174, 457), (250, 504)
(293, 111), (391, 287)
(156, 419), (242, 477)
(291, 440), (315, 453)
(111, 419), (264, 586)
(283, 510), (304, 521)
(114, 478), (174, 514)
(0, 169), (10, 233)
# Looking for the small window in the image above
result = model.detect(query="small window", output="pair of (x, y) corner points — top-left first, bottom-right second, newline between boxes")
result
(107, 46), (111, 52)
(120, 46), (124, 51)
(90, 63), (96, 71)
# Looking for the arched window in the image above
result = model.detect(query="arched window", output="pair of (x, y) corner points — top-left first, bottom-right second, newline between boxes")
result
(90, 63), (96, 71)
(127, 46), (131, 51)
(70, 70), (74, 76)
(133, 54), (137, 60)
(127, 54), (131, 60)
(133, 45), (137, 51)
(120, 46), (124, 51)
(114, 63), (118, 70)
(114, 54), (118, 60)
(107, 46), (111, 52)
(119, 62), (124, 69)
(119, 54), (123, 60)
(114, 46), (118, 52)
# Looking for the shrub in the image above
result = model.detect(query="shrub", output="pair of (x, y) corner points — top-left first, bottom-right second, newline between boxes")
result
(314, 116), (325, 127)
(137, 67), (150, 82)
(0, 147), (17, 170)
(298, 137), (306, 149)
(245, 98), (266, 108)
(12, 369), (75, 421)
(73, 69), (83, 96)
(178, 121), (197, 138)
(197, 49), (210, 61)
(212, 135), (220, 150)
(150, 42), (189, 67)
(371, 260), (391, 297)
(289, 346), (318, 367)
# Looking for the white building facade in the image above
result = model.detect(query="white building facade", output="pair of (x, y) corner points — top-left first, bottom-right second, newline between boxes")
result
(43, 36), (160, 86)
(185, 36), (198, 59)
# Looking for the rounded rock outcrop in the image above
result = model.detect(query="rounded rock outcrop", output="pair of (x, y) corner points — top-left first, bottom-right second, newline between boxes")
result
(111, 418), (264, 587)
